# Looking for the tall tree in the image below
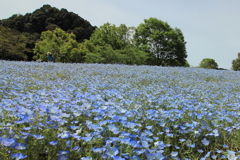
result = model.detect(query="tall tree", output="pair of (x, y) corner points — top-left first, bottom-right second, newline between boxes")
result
(231, 53), (240, 71)
(0, 26), (29, 60)
(199, 58), (218, 69)
(88, 23), (147, 65)
(33, 28), (86, 62)
(133, 17), (187, 66)
(89, 23), (133, 50)
(0, 4), (96, 60)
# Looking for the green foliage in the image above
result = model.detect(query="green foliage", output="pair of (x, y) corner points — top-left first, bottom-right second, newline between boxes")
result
(199, 58), (218, 69)
(184, 60), (190, 67)
(231, 52), (240, 71)
(89, 23), (133, 50)
(0, 4), (96, 61)
(33, 28), (86, 62)
(0, 26), (30, 60)
(88, 23), (148, 65)
(133, 17), (187, 66)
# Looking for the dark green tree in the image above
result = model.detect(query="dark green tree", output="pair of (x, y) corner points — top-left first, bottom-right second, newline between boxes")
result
(0, 26), (29, 60)
(0, 4), (96, 60)
(133, 17), (187, 66)
(199, 58), (218, 69)
(231, 53), (240, 71)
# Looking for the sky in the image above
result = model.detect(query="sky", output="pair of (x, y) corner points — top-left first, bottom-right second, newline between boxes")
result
(1, 0), (240, 69)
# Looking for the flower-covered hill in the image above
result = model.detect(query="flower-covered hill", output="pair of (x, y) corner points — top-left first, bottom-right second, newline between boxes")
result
(0, 60), (239, 160)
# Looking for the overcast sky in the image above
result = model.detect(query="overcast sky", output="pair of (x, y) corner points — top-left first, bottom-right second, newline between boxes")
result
(1, 0), (240, 69)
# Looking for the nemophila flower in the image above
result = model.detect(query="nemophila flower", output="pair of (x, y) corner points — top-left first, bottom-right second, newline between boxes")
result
(201, 138), (210, 146)
(223, 144), (229, 148)
(106, 147), (119, 157)
(49, 140), (58, 146)
(65, 140), (72, 148)
(171, 151), (178, 157)
(32, 134), (44, 139)
(141, 139), (149, 148)
(72, 146), (80, 151)
(154, 141), (166, 150)
(1, 138), (17, 147)
(198, 149), (204, 153)
(58, 154), (68, 160)
(14, 143), (26, 150)
(211, 155), (218, 159)
(92, 147), (106, 153)
(108, 124), (120, 134)
(81, 137), (92, 142)
(221, 155), (227, 158)
(227, 150), (237, 160)
(120, 137), (131, 144)
(68, 126), (78, 130)
(112, 156), (125, 160)
(166, 133), (174, 137)
(10, 153), (27, 160)
(22, 127), (31, 131)
(179, 138), (186, 142)
(58, 150), (70, 155)
(146, 152), (155, 160)
(131, 155), (141, 160)
(81, 156), (92, 160)
(58, 131), (71, 139)
(215, 150), (222, 153)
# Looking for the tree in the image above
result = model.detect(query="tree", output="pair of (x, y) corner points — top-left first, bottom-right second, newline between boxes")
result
(88, 23), (148, 65)
(0, 4), (96, 60)
(232, 53), (240, 71)
(133, 17), (187, 66)
(0, 26), (29, 60)
(89, 23), (133, 50)
(33, 28), (85, 62)
(199, 58), (218, 69)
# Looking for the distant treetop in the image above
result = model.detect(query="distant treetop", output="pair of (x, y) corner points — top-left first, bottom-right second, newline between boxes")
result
(0, 4), (96, 43)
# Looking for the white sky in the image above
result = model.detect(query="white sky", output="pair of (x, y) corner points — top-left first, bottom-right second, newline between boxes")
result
(1, 0), (240, 69)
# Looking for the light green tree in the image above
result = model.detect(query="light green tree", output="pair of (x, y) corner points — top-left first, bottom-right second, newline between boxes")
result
(199, 58), (218, 69)
(33, 28), (86, 62)
(88, 23), (148, 65)
(133, 18), (187, 66)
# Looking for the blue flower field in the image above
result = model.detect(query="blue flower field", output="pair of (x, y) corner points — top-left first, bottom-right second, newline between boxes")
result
(0, 60), (239, 160)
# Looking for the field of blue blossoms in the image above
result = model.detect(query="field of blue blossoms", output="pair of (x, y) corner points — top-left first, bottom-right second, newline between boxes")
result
(0, 60), (239, 160)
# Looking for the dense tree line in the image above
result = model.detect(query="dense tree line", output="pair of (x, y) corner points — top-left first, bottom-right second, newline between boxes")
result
(0, 4), (96, 60)
(0, 5), (191, 66)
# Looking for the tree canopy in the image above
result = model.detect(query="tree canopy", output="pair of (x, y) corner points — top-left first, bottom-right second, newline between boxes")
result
(33, 28), (87, 62)
(1, 6), (191, 66)
(133, 18), (187, 66)
(199, 58), (218, 69)
(0, 4), (96, 60)
(231, 53), (240, 71)
(0, 26), (30, 60)
(87, 23), (148, 65)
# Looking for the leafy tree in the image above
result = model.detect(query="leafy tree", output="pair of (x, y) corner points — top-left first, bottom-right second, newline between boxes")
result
(133, 17), (187, 66)
(231, 53), (240, 71)
(199, 58), (218, 69)
(0, 4), (96, 60)
(89, 23), (133, 50)
(183, 60), (190, 67)
(116, 45), (147, 65)
(0, 26), (29, 60)
(33, 28), (86, 62)
(88, 23), (148, 65)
